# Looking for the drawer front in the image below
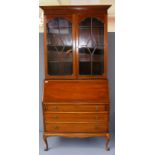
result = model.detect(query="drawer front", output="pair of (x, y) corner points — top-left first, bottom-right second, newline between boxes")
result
(44, 113), (108, 122)
(45, 123), (108, 133)
(44, 104), (109, 112)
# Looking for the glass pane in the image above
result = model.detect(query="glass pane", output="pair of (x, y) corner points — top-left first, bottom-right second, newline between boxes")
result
(47, 17), (73, 76)
(79, 17), (104, 75)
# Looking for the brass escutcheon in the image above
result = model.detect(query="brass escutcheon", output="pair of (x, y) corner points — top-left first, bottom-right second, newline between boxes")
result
(94, 126), (99, 130)
(53, 126), (59, 130)
(96, 106), (99, 111)
(53, 106), (58, 110)
(95, 116), (98, 120)
(53, 115), (59, 119)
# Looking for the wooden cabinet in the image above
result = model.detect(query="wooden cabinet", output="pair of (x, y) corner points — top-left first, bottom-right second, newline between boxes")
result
(40, 5), (111, 151)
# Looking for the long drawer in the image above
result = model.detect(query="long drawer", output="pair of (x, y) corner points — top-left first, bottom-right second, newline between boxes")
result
(44, 112), (108, 123)
(45, 123), (108, 133)
(44, 104), (109, 112)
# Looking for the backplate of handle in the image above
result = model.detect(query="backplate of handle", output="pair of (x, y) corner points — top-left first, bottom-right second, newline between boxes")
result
(53, 106), (58, 110)
(53, 115), (59, 119)
(53, 126), (59, 130)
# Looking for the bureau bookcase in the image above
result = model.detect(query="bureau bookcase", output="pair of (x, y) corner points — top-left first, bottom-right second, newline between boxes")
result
(40, 5), (111, 151)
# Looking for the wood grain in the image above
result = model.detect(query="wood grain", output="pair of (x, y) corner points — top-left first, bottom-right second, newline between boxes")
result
(45, 122), (108, 133)
(43, 80), (110, 102)
(44, 112), (108, 123)
(40, 5), (111, 15)
(44, 133), (110, 138)
(44, 104), (109, 112)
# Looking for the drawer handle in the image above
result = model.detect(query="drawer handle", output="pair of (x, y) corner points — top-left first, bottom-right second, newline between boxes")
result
(95, 116), (98, 120)
(44, 105), (47, 111)
(94, 126), (99, 130)
(96, 106), (99, 111)
(53, 126), (59, 130)
(53, 115), (59, 119)
(53, 106), (58, 111)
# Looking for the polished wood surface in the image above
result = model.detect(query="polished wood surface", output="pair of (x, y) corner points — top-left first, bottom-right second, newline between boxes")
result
(44, 133), (110, 138)
(40, 5), (111, 151)
(45, 122), (107, 133)
(44, 112), (108, 123)
(40, 5), (111, 15)
(44, 104), (109, 112)
(43, 80), (110, 102)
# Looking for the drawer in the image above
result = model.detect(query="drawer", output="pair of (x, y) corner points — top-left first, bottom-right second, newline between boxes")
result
(45, 123), (108, 133)
(44, 104), (109, 112)
(44, 113), (108, 122)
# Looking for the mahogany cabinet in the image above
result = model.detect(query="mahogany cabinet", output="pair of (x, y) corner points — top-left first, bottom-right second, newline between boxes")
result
(40, 5), (111, 151)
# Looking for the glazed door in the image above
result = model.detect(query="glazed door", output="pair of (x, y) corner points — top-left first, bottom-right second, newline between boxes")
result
(44, 15), (76, 79)
(77, 15), (107, 79)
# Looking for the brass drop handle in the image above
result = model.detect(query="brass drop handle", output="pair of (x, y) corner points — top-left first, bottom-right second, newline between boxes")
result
(53, 115), (59, 119)
(95, 116), (98, 120)
(53, 106), (58, 111)
(96, 106), (99, 111)
(53, 126), (59, 130)
(94, 126), (99, 130)
(44, 105), (47, 111)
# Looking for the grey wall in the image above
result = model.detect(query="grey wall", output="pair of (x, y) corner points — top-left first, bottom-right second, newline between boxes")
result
(39, 32), (115, 133)
(39, 33), (44, 132)
(108, 32), (115, 133)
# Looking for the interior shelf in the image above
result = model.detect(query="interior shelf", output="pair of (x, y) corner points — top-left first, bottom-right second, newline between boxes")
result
(80, 26), (104, 29)
(48, 60), (72, 63)
(47, 45), (72, 48)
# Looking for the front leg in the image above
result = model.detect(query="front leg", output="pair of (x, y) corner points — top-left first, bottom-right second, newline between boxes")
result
(105, 134), (110, 151)
(43, 135), (48, 151)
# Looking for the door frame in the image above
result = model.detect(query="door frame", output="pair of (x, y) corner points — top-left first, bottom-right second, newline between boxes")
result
(44, 14), (77, 79)
(75, 14), (108, 80)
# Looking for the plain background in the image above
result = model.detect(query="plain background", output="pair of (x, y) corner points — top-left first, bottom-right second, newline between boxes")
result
(1, 1), (155, 155)
(39, 32), (115, 133)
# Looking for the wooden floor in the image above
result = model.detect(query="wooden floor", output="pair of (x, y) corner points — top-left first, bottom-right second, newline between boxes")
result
(39, 132), (115, 155)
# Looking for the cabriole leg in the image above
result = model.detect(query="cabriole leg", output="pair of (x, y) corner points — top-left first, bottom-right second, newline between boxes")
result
(105, 135), (110, 151)
(43, 135), (48, 151)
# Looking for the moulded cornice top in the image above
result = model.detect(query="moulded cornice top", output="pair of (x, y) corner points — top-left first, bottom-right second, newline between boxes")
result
(40, 5), (111, 11)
